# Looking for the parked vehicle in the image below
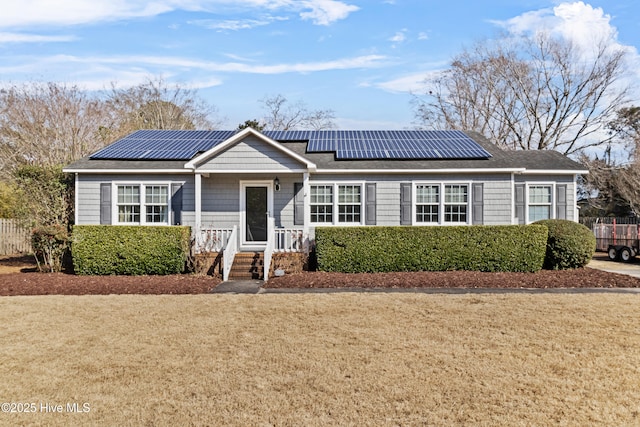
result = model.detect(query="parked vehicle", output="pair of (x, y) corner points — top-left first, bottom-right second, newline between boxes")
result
(592, 219), (640, 262)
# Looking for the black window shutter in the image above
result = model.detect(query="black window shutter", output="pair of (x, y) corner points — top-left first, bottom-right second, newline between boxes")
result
(515, 183), (525, 224)
(171, 183), (183, 225)
(556, 184), (567, 219)
(365, 183), (376, 225)
(100, 183), (111, 225)
(294, 182), (304, 226)
(472, 183), (484, 225)
(400, 183), (412, 225)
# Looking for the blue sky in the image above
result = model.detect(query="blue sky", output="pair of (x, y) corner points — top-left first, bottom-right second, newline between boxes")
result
(1, 0), (639, 130)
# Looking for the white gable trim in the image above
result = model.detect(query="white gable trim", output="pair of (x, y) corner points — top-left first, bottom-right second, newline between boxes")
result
(520, 169), (589, 175)
(184, 127), (316, 171)
(63, 168), (188, 174)
(198, 169), (309, 174)
(314, 168), (527, 174)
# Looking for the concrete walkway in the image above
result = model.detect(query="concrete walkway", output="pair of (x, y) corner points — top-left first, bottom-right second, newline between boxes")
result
(211, 280), (263, 294)
(587, 253), (640, 279)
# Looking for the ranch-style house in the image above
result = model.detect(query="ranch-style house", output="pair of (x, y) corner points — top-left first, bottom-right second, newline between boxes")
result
(64, 127), (587, 279)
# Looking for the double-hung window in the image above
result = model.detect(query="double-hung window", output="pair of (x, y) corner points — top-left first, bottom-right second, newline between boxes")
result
(444, 184), (468, 223)
(310, 185), (333, 223)
(310, 183), (364, 225)
(338, 185), (361, 223)
(117, 185), (141, 223)
(145, 185), (169, 223)
(414, 183), (470, 225)
(416, 185), (439, 223)
(116, 184), (169, 225)
(528, 185), (552, 221)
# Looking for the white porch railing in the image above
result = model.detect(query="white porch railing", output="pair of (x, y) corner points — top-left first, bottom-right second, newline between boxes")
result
(222, 226), (238, 282)
(196, 224), (307, 281)
(263, 218), (276, 282)
(196, 227), (234, 253)
(197, 226), (307, 254)
(274, 228), (308, 253)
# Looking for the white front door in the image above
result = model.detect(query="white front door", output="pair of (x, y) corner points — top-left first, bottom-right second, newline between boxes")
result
(240, 181), (273, 250)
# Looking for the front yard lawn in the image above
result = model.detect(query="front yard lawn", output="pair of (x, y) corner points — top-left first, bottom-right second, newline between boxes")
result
(0, 294), (638, 425)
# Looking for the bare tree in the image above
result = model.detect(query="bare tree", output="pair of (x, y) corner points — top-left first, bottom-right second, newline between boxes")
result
(579, 154), (631, 216)
(260, 94), (336, 131)
(0, 82), (113, 178)
(413, 32), (630, 155)
(107, 77), (221, 139)
(594, 106), (640, 214)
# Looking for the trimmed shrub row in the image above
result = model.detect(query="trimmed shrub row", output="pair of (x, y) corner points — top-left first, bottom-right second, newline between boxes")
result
(72, 225), (191, 275)
(315, 225), (548, 273)
(534, 219), (596, 270)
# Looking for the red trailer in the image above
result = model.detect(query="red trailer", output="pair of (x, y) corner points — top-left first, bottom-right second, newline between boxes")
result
(592, 218), (640, 262)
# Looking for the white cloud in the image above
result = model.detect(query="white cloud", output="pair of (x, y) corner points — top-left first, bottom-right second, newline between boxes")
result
(418, 32), (428, 41)
(1, 53), (387, 79)
(0, 0), (172, 28)
(389, 31), (406, 43)
(0, 32), (76, 43)
(491, 1), (640, 98)
(493, 1), (618, 51)
(127, 53), (387, 74)
(366, 71), (437, 94)
(190, 18), (273, 31)
(0, 0), (358, 29)
(298, 0), (359, 25)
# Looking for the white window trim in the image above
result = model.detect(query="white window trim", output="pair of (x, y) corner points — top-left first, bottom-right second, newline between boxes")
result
(412, 181), (472, 226)
(309, 181), (365, 226)
(415, 183), (440, 224)
(112, 182), (172, 226)
(526, 182), (555, 224)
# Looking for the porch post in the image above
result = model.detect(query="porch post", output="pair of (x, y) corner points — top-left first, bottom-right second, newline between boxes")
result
(195, 173), (202, 231)
(303, 172), (310, 236)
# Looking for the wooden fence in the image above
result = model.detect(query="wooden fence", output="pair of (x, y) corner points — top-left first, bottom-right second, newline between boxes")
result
(0, 219), (31, 255)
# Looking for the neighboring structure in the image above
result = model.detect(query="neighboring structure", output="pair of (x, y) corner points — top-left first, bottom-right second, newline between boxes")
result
(64, 128), (587, 279)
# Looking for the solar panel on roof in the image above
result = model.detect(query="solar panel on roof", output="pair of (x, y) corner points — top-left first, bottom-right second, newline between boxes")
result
(89, 128), (491, 161)
(303, 130), (491, 160)
(90, 130), (236, 160)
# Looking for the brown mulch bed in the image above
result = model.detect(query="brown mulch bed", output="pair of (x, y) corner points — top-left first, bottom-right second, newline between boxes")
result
(0, 255), (220, 295)
(0, 272), (220, 296)
(1, 254), (640, 295)
(264, 268), (640, 289)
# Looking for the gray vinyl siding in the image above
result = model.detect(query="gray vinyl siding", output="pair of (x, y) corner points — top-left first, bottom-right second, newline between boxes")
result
(76, 176), (102, 224)
(311, 173), (516, 226)
(197, 136), (306, 172)
(376, 181), (400, 225)
(200, 175), (238, 228)
(480, 178), (512, 225)
(275, 175), (297, 227)
(200, 174), (299, 229)
(76, 170), (577, 230)
(515, 174), (576, 222)
(75, 174), (194, 226)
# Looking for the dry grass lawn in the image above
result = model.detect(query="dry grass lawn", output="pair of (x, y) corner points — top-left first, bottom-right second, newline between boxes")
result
(0, 293), (639, 426)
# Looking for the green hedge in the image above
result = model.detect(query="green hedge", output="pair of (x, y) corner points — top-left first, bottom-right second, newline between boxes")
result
(315, 225), (548, 273)
(534, 219), (596, 270)
(72, 225), (191, 275)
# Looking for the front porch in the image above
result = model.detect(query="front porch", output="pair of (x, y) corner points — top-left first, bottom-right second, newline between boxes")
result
(194, 222), (310, 282)
(184, 128), (317, 281)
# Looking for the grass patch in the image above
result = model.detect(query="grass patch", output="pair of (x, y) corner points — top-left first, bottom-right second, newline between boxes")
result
(0, 294), (639, 425)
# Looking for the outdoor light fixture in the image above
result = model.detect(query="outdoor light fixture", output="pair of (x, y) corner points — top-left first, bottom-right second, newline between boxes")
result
(274, 177), (281, 192)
